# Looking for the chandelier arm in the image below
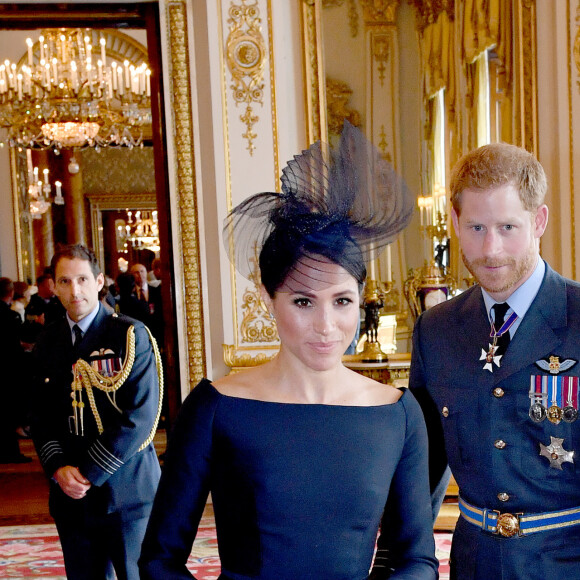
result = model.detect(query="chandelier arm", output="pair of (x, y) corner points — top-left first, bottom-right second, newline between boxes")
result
(0, 28), (152, 151)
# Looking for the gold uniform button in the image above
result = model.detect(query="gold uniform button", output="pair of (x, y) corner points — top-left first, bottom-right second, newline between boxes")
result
(441, 406), (449, 418)
(494, 439), (507, 449)
(498, 492), (510, 502)
(493, 387), (505, 398)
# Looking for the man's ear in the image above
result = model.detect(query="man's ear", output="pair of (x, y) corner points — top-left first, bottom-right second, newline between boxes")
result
(451, 206), (460, 236)
(534, 204), (549, 238)
(96, 272), (105, 293)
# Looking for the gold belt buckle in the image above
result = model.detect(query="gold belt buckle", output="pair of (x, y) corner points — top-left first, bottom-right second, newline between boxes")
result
(495, 512), (521, 537)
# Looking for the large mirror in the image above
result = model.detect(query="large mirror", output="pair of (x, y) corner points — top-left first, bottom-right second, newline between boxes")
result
(0, 2), (187, 426)
(306, 0), (537, 357)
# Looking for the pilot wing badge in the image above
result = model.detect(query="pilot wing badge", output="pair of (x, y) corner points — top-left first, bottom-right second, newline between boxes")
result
(535, 355), (577, 375)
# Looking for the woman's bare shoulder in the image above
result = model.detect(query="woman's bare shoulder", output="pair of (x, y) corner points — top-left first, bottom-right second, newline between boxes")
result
(346, 369), (404, 406)
(212, 366), (268, 399)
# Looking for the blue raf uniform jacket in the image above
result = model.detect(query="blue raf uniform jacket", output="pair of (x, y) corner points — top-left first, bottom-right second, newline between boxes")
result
(411, 263), (580, 579)
(32, 303), (161, 521)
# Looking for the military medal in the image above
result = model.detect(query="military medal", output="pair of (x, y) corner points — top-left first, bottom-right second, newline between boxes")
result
(548, 404), (562, 424)
(562, 405), (578, 423)
(529, 401), (547, 422)
(529, 375), (548, 422)
(481, 310), (518, 372)
(90, 349), (122, 378)
(539, 436), (574, 470)
(480, 343), (502, 372)
(547, 375), (563, 425)
(562, 375), (579, 423)
(532, 360), (579, 424)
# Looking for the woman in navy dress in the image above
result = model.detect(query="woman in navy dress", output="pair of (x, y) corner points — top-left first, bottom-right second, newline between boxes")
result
(140, 123), (438, 579)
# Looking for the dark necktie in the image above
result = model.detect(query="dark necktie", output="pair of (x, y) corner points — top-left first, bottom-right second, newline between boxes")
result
(72, 324), (83, 349)
(492, 302), (511, 356)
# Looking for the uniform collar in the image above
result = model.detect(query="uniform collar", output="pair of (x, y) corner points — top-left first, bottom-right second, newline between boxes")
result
(67, 302), (100, 335)
(482, 258), (545, 322)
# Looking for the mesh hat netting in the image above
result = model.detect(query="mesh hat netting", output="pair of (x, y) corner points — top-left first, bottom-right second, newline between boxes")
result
(223, 121), (414, 289)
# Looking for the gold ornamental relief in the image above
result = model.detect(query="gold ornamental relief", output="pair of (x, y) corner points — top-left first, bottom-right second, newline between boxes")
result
(166, 0), (206, 385)
(377, 125), (392, 162)
(226, 0), (267, 155)
(359, 0), (399, 25)
(240, 287), (279, 343)
(238, 246), (279, 343)
(223, 344), (278, 372)
(326, 77), (361, 135)
(371, 31), (391, 85)
(301, 0), (326, 143)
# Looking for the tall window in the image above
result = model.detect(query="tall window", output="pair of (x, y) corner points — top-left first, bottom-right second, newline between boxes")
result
(432, 89), (446, 193)
(476, 51), (491, 146)
(430, 88), (449, 271)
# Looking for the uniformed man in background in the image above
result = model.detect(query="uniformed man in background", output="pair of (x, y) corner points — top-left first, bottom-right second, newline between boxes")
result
(31, 244), (163, 580)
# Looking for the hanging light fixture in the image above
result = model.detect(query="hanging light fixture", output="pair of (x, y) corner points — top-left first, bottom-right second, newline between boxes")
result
(23, 149), (64, 218)
(0, 28), (152, 150)
(118, 210), (160, 253)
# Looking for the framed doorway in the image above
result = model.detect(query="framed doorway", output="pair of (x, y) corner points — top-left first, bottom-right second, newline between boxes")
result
(0, 1), (205, 426)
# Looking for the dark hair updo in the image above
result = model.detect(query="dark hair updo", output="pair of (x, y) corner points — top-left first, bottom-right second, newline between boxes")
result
(259, 209), (366, 297)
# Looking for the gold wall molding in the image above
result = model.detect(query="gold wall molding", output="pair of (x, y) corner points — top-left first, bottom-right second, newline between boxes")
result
(301, 0), (327, 144)
(222, 0), (286, 370)
(240, 287), (278, 342)
(239, 252), (279, 343)
(326, 77), (361, 134)
(371, 30), (392, 85)
(359, 0), (399, 25)
(378, 124), (391, 161)
(226, 0), (267, 155)
(165, 0), (206, 387)
(514, 0), (538, 155)
(223, 344), (278, 371)
(86, 192), (156, 210)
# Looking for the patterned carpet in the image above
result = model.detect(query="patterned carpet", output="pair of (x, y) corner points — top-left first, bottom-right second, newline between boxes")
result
(0, 516), (451, 579)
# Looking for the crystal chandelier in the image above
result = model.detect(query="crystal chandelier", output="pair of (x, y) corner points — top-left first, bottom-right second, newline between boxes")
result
(0, 28), (152, 150)
(119, 210), (160, 253)
(24, 149), (63, 219)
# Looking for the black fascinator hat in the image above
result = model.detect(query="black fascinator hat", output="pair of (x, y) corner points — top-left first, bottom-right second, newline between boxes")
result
(224, 121), (414, 295)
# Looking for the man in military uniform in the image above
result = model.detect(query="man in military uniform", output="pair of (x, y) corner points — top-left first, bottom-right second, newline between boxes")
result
(27, 273), (65, 325)
(31, 244), (163, 580)
(407, 144), (580, 578)
(0, 277), (31, 463)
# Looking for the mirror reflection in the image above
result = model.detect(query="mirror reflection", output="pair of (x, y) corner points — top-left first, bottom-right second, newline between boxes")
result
(3, 28), (155, 284)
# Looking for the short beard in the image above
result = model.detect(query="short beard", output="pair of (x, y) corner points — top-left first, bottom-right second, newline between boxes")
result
(461, 250), (536, 296)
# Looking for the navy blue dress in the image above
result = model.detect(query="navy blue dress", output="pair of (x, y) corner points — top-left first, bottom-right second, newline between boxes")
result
(140, 379), (437, 579)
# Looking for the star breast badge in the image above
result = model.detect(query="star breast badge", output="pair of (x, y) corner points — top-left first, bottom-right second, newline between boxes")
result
(480, 344), (502, 372)
(539, 436), (575, 470)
